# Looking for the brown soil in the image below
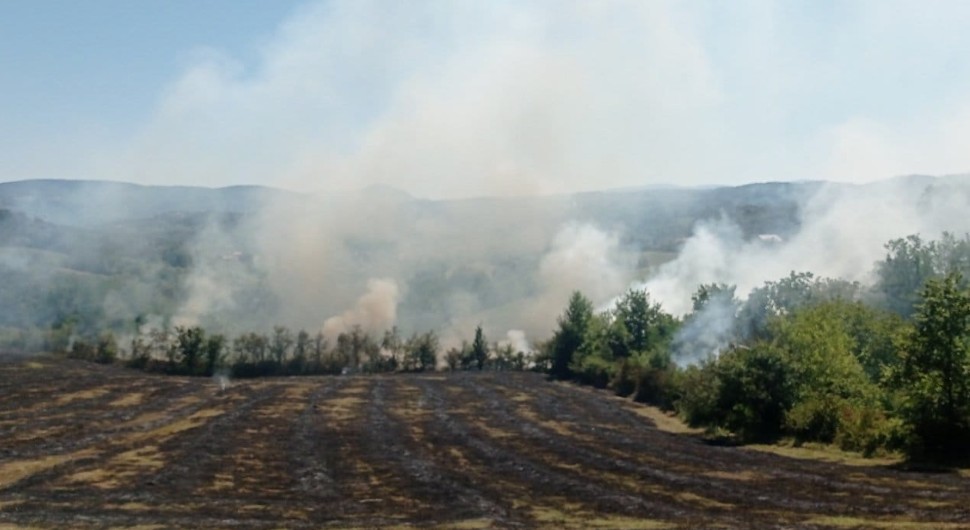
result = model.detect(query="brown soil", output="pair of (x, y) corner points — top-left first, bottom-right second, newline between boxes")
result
(1, 357), (969, 529)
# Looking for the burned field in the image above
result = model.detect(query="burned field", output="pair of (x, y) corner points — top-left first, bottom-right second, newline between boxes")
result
(0, 359), (968, 529)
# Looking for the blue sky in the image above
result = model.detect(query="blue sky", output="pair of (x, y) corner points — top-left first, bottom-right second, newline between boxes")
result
(2, 0), (970, 198)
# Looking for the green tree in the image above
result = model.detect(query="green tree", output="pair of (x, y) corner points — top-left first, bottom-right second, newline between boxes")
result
(406, 331), (439, 372)
(175, 326), (205, 375)
(570, 313), (616, 387)
(203, 333), (226, 376)
(269, 325), (294, 367)
(691, 283), (738, 313)
(471, 325), (488, 371)
(613, 289), (679, 357)
(771, 303), (881, 445)
(715, 343), (796, 442)
(877, 235), (938, 317)
(548, 291), (594, 379)
(95, 332), (119, 364)
(898, 272), (970, 458)
(382, 327), (404, 370)
(291, 329), (311, 374)
(233, 332), (267, 364)
(311, 331), (328, 373)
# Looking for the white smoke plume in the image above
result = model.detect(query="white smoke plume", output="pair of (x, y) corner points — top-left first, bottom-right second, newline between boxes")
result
(501, 329), (533, 354)
(639, 178), (970, 317)
(538, 223), (635, 307)
(322, 278), (400, 339)
(671, 292), (738, 366)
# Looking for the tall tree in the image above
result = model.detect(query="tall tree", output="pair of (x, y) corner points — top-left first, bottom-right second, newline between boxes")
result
(471, 325), (488, 371)
(270, 326), (294, 367)
(548, 291), (594, 379)
(406, 331), (439, 372)
(204, 334), (226, 376)
(292, 330), (310, 374)
(175, 326), (205, 375)
(877, 235), (938, 317)
(899, 272), (970, 458)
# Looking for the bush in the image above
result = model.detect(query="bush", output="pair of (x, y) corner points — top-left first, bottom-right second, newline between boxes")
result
(715, 344), (796, 442)
(833, 401), (904, 457)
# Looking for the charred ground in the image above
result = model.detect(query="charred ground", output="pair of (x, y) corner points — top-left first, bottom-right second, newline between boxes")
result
(1, 358), (968, 529)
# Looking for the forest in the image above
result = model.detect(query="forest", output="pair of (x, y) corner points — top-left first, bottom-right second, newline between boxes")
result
(49, 231), (970, 463)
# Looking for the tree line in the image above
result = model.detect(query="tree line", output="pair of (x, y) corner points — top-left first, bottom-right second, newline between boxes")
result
(538, 232), (970, 462)
(64, 323), (534, 378)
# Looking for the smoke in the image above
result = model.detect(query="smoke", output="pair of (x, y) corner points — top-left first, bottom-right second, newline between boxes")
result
(638, 178), (970, 317)
(624, 177), (970, 364)
(501, 329), (533, 354)
(99, 0), (730, 197)
(539, 223), (635, 306)
(671, 292), (738, 366)
(322, 278), (400, 339)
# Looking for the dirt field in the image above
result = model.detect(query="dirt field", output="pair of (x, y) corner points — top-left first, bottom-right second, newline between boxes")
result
(1, 357), (968, 529)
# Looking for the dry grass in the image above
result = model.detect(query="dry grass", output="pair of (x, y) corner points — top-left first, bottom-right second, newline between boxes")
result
(109, 392), (144, 407)
(624, 403), (703, 435)
(66, 445), (165, 489)
(803, 516), (969, 529)
(54, 387), (110, 406)
(701, 470), (760, 481)
(0, 448), (99, 489)
(747, 440), (903, 467)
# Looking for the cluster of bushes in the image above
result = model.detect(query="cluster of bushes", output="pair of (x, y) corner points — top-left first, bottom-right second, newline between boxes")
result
(65, 323), (536, 378)
(541, 233), (970, 462)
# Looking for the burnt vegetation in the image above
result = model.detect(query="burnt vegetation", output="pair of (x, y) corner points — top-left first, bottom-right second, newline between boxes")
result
(1, 359), (969, 529)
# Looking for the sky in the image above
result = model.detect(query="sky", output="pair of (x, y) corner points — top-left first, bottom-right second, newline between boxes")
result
(2, 0), (970, 199)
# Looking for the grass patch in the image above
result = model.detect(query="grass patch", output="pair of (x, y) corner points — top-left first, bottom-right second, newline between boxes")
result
(529, 503), (673, 529)
(441, 519), (494, 529)
(624, 403), (702, 435)
(54, 387), (110, 406)
(109, 392), (144, 407)
(701, 470), (760, 481)
(748, 440), (902, 467)
(0, 500), (24, 510)
(0, 449), (98, 489)
(803, 516), (966, 529)
(67, 445), (165, 489)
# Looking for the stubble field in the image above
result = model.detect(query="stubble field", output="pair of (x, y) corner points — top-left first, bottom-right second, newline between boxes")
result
(1, 357), (968, 529)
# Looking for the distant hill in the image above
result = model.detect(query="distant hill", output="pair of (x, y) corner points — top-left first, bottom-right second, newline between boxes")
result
(0, 179), (299, 226)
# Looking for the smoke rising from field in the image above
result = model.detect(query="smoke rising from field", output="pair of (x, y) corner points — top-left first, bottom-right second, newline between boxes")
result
(501, 330), (533, 355)
(322, 278), (400, 339)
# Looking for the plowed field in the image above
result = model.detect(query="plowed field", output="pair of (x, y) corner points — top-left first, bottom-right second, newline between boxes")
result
(1, 357), (968, 529)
